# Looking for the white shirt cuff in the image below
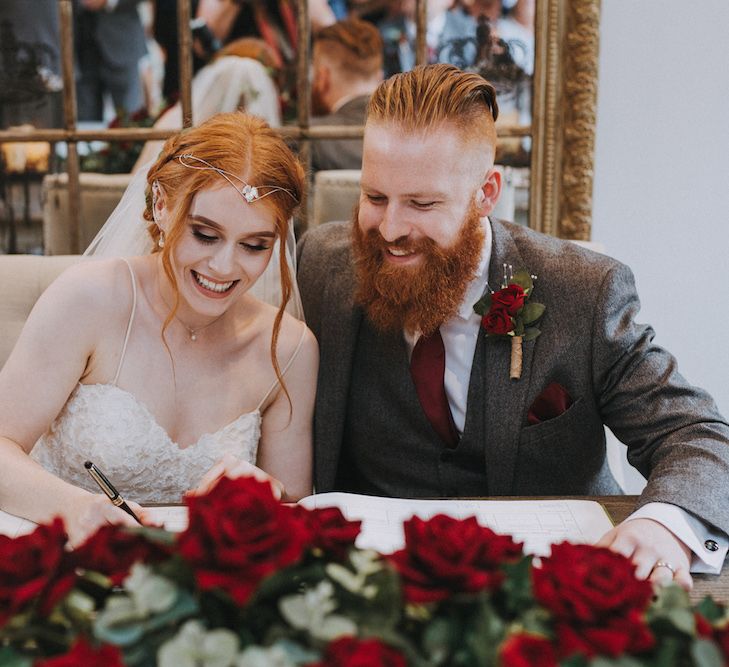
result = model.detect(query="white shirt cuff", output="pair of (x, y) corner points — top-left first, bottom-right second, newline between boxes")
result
(625, 502), (727, 574)
(105, 0), (119, 11)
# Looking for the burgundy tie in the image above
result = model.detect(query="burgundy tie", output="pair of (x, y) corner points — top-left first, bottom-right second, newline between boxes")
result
(410, 330), (459, 448)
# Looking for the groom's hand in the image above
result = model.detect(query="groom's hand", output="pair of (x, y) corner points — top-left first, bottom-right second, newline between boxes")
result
(190, 453), (285, 500)
(596, 518), (693, 590)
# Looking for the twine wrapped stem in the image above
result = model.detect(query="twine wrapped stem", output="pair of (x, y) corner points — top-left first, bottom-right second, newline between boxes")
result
(509, 335), (523, 380)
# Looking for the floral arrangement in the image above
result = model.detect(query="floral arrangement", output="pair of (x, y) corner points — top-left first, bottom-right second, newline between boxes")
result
(474, 265), (545, 380)
(1, 476), (728, 667)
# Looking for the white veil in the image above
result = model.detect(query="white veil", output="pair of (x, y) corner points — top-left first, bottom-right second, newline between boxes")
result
(84, 161), (304, 320)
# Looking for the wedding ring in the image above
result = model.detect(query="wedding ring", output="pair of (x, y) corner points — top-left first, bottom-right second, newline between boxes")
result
(653, 560), (676, 576)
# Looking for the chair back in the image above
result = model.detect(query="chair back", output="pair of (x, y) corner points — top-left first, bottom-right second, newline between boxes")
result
(42, 173), (132, 254)
(0, 254), (82, 368)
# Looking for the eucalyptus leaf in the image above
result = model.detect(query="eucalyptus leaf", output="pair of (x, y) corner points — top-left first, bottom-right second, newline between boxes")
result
(473, 292), (492, 316)
(500, 556), (533, 613)
(696, 596), (725, 623)
(651, 583), (691, 611)
(0, 647), (33, 667)
(690, 639), (725, 667)
(520, 302), (546, 325)
(422, 616), (454, 663)
(590, 656), (644, 667)
(510, 270), (533, 292)
(522, 327), (541, 342)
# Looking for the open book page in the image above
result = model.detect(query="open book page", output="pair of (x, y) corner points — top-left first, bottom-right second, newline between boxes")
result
(298, 493), (614, 556)
(0, 506), (188, 539)
(1, 495), (613, 556)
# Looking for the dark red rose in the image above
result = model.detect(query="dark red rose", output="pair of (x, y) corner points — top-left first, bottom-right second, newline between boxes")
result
(71, 525), (171, 585)
(308, 636), (407, 667)
(389, 514), (523, 604)
(492, 284), (526, 316)
(499, 633), (557, 667)
(34, 638), (125, 667)
(555, 611), (654, 659)
(295, 506), (361, 560)
(177, 476), (312, 605)
(695, 613), (715, 639)
(481, 307), (514, 335)
(0, 518), (76, 626)
(533, 542), (654, 658)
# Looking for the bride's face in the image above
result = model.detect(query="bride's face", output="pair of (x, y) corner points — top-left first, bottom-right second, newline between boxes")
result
(162, 183), (278, 318)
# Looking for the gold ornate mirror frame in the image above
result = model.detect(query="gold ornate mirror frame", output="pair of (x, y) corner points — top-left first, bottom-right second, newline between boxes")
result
(530, 0), (601, 240)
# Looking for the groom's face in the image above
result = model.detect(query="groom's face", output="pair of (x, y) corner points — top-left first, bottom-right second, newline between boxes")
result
(353, 121), (501, 333)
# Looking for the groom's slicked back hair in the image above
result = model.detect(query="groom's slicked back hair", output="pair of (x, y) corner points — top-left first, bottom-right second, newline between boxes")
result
(367, 64), (499, 150)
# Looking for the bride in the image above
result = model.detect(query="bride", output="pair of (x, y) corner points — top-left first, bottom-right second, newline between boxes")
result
(0, 112), (317, 545)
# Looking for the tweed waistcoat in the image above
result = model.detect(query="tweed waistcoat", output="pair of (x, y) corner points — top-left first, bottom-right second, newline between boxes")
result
(339, 317), (491, 497)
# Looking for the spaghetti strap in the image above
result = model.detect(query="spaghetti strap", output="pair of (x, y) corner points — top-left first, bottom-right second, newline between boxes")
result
(112, 258), (137, 386)
(256, 322), (308, 411)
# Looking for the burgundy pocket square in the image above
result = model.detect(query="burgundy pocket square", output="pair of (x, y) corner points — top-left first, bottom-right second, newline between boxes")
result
(527, 382), (573, 425)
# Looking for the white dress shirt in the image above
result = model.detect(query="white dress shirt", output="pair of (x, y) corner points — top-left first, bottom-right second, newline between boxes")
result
(404, 218), (727, 573)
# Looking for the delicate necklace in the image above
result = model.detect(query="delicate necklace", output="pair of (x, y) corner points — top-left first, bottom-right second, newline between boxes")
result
(175, 311), (227, 341)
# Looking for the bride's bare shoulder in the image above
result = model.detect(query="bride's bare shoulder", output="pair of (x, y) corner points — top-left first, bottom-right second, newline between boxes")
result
(41, 257), (137, 318)
(248, 300), (317, 362)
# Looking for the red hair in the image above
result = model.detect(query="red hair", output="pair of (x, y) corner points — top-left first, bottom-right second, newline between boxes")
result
(367, 64), (499, 156)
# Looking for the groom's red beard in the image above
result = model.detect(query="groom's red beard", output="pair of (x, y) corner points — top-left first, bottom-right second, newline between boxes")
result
(352, 203), (485, 336)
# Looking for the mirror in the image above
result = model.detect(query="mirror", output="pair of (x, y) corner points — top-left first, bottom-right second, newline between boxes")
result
(530, 0), (601, 240)
(0, 0), (601, 253)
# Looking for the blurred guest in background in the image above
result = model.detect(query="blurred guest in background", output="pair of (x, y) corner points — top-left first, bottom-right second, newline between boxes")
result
(133, 47), (281, 171)
(310, 18), (384, 171)
(74, 0), (147, 121)
(154, 0), (334, 107)
(378, 0), (477, 78)
(0, 0), (62, 128)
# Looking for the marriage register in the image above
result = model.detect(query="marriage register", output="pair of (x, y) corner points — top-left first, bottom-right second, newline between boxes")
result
(0, 493), (613, 555)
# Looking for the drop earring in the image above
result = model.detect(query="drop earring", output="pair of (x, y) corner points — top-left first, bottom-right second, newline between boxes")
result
(158, 231), (165, 248)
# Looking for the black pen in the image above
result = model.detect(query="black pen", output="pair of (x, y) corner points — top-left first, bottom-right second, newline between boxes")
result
(84, 460), (142, 524)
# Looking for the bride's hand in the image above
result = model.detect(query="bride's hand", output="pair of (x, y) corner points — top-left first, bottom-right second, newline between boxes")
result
(66, 494), (147, 548)
(191, 454), (285, 500)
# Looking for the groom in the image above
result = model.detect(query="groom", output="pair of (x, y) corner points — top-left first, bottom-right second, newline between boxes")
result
(297, 64), (729, 587)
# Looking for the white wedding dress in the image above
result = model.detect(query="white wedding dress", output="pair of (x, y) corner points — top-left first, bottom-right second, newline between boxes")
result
(30, 260), (305, 503)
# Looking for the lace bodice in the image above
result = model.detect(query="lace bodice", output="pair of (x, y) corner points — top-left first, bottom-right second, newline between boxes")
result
(31, 383), (261, 503)
(29, 259), (306, 504)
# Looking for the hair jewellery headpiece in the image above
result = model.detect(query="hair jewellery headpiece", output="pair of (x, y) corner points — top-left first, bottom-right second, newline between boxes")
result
(176, 154), (297, 204)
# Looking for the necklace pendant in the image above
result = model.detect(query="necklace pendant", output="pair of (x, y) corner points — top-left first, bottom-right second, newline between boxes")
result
(190, 333), (197, 341)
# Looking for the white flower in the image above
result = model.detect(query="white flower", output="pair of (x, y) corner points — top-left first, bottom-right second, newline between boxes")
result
(158, 620), (240, 667)
(279, 581), (356, 642)
(235, 644), (296, 667)
(326, 549), (381, 599)
(124, 563), (177, 615)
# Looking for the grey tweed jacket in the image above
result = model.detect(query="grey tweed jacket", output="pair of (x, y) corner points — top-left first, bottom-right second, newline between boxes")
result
(297, 219), (729, 535)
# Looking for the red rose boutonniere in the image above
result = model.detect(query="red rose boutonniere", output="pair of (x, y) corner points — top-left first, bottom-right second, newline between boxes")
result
(473, 265), (545, 380)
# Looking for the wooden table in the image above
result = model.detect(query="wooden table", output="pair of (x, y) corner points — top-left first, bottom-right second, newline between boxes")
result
(600, 496), (727, 604)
